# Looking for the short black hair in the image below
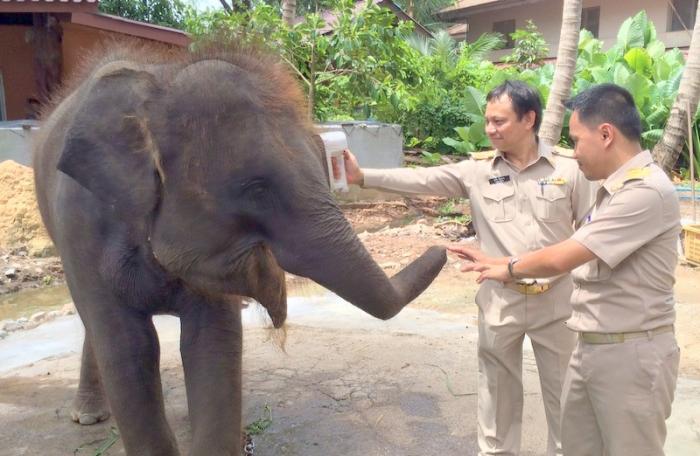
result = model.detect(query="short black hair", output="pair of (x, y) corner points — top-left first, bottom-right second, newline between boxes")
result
(486, 80), (543, 133)
(564, 84), (642, 142)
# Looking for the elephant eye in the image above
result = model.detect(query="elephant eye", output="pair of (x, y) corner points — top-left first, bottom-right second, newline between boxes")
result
(241, 178), (275, 211)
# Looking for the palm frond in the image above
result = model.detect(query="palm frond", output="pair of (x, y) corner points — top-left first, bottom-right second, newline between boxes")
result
(463, 32), (505, 61)
(406, 34), (431, 56)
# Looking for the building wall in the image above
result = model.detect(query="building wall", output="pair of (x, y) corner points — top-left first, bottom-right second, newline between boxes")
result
(62, 22), (110, 83)
(0, 25), (37, 120)
(464, 0), (690, 60)
(1, 21), (177, 121)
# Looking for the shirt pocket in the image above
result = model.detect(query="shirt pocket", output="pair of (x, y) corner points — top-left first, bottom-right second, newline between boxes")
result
(535, 184), (568, 222)
(481, 184), (516, 222)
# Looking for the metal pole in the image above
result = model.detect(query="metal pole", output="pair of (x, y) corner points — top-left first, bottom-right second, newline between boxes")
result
(689, 100), (697, 223)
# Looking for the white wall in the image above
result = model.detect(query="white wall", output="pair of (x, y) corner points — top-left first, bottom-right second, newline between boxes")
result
(461, 0), (691, 60)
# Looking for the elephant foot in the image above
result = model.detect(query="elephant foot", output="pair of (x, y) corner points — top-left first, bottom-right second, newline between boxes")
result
(71, 392), (110, 425)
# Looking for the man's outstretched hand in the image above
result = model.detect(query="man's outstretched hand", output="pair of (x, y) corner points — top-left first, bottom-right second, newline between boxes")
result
(447, 245), (512, 283)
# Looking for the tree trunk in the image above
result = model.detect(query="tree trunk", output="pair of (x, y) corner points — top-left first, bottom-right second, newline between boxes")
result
(406, 0), (414, 18)
(538, 0), (582, 146)
(29, 13), (63, 105)
(653, 1), (700, 175)
(282, 0), (297, 26)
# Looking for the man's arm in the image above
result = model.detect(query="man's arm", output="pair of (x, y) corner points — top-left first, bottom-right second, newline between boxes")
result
(450, 240), (596, 283)
(341, 149), (473, 198)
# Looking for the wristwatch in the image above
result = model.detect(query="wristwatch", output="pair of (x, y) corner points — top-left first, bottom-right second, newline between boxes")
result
(507, 256), (521, 279)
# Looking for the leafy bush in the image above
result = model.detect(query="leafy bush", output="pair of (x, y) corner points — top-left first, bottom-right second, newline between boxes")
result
(503, 20), (549, 70)
(183, 6), (691, 159)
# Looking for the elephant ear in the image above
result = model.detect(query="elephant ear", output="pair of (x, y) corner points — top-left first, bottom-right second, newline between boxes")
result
(57, 63), (162, 219)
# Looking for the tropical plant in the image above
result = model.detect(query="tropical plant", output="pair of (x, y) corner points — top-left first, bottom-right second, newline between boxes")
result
(442, 86), (491, 154)
(539, 0), (581, 146)
(503, 20), (549, 69)
(571, 12), (686, 150)
(395, 0), (455, 31)
(99, 0), (189, 28)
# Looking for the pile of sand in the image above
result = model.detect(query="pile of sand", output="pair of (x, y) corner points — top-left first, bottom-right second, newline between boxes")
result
(0, 160), (54, 257)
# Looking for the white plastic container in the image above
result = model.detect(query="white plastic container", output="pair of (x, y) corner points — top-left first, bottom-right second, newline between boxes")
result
(318, 131), (349, 192)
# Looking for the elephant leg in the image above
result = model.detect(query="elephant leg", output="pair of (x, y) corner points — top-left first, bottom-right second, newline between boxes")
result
(87, 305), (180, 456)
(179, 298), (243, 455)
(71, 336), (110, 425)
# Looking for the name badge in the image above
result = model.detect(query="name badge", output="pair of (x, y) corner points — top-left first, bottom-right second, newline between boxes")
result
(488, 175), (511, 185)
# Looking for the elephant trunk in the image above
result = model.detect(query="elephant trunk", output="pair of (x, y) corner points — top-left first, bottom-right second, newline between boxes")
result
(273, 204), (446, 320)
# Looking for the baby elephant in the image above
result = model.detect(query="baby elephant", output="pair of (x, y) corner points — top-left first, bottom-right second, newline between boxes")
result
(33, 43), (446, 455)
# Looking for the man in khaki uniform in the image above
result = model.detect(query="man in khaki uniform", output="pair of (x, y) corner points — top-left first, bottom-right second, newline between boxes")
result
(456, 83), (681, 455)
(342, 81), (595, 455)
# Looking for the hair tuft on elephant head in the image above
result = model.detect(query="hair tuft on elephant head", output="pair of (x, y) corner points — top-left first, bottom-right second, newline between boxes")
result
(32, 39), (446, 454)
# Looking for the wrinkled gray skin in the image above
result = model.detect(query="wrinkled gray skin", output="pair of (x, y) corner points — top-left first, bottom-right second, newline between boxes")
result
(33, 49), (446, 455)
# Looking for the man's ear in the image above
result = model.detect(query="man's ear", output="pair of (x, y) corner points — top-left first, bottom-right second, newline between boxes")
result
(599, 123), (614, 148)
(524, 110), (537, 131)
(57, 64), (163, 219)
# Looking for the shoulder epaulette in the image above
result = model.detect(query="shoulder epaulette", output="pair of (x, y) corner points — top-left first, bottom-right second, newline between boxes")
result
(611, 167), (652, 191)
(471, 150), (496, 160)
(552, 146), (575, 158)
(623, 167), (651, 182)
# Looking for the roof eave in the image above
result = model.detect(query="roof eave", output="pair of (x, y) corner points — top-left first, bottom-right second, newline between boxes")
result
(437, 0), (546, 22)
(70, 12), (190, 47)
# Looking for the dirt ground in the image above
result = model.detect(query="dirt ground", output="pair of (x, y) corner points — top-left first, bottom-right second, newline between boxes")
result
(1, 193), (700, 455)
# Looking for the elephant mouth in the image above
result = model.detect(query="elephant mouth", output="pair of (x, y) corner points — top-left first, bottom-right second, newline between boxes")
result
(227, 244), (287, 328)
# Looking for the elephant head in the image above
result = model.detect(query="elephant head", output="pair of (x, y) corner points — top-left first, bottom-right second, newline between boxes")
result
(56, 47), (446, 326)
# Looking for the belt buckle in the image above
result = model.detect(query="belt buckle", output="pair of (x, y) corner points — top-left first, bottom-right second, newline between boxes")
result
(515, 279), (535, 295)
(515, 280), (549, 295)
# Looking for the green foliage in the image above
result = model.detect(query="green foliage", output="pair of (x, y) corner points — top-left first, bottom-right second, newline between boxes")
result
(571, 11), (686, 149)
(99, 0), (188, 28)
(437, 199), (470, 224)
(245, 405), (273, 436)
(503, 20), (549, 69)
(393, 0), (455, 31)
(441, 86), (491, 154)
(420, 150), (443, 165)
(262, 0), (336, 15)
(682, 123), (700, 178)
(182, 6), (691, 161)
(73, 426), (120, 455)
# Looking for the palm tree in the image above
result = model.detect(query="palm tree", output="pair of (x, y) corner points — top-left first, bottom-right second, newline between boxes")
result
(398, 0), (454, 30)
(282, 0), (297, 26)
(653, 1), (700, 175)
(538, 0), (582, 146)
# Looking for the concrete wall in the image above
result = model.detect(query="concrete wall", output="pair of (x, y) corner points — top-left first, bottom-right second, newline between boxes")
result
(463, 0), (692, 60)
(0, 122), (38, 166)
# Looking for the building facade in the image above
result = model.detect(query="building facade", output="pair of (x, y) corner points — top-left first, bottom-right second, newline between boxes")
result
(439, 0), (697, 60)
(0, 0), (189, 121)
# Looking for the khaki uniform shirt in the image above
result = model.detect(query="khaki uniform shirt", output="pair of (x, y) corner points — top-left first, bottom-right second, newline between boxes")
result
(363, 142), (596, 263)
(569, 151), (680, 332)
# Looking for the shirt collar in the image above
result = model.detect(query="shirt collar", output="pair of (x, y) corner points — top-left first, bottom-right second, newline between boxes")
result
(602, 150), (653, 194)
(492, 140), (555, 169)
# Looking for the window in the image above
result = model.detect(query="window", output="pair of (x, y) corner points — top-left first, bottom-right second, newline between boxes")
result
(493, 19), (516, 48)
(668, 0), (698, 31)
(581, 6), (600, 38)
(0, 13), (33, 25)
